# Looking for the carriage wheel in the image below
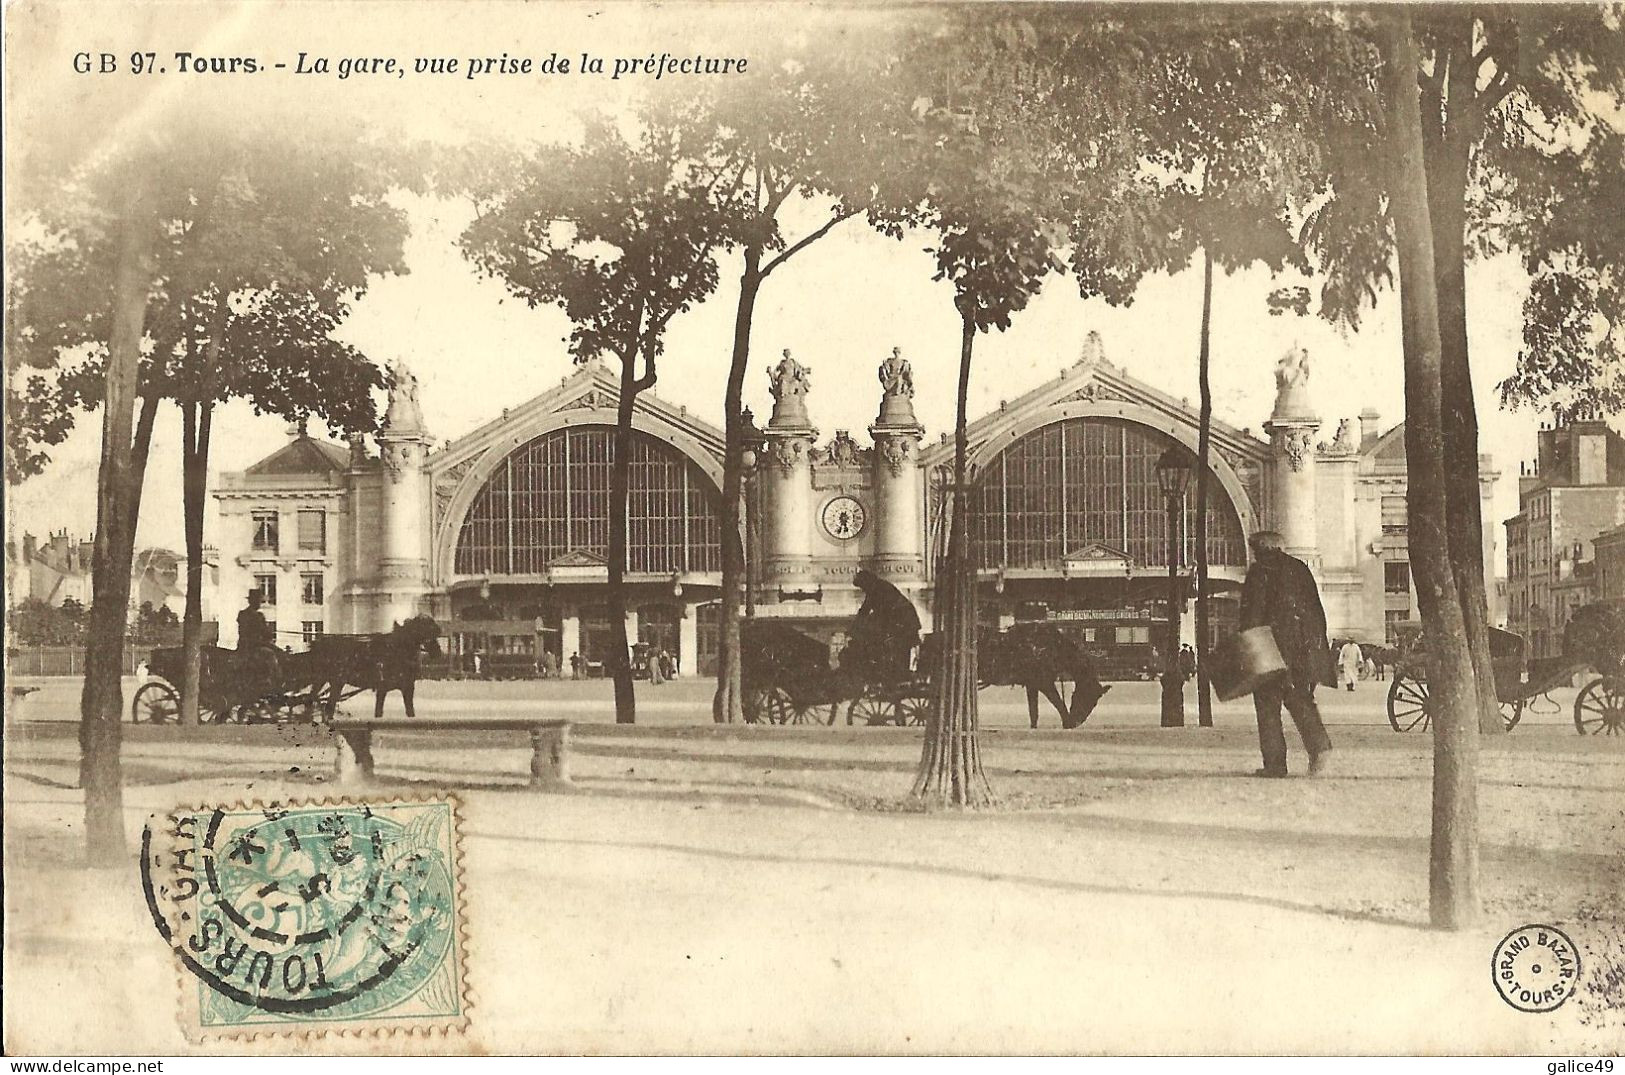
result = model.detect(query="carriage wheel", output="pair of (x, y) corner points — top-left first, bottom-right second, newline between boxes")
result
(1387, 674), (1431, 732)
(1574, 677), (1625, 736)
(790, 700), (836, 726)
(763, 687), (800, 726)
(847, 692), (899, 727)
(898, 688), (934, 727)
(1499, 696), (1523, 731)
(131, 682), (179, 724)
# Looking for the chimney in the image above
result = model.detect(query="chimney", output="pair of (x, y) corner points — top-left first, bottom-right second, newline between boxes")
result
(1574, 423), (1608, 485)
(23, 533), (36, 561)
(1359, 408), (1380, 449)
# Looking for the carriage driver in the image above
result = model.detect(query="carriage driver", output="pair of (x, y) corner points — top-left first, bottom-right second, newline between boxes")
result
(846, 570), (922, 682)
(237, 590), (276, 652)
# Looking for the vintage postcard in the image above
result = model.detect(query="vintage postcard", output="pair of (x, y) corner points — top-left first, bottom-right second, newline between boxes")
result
(4, 0), (1623, 1059)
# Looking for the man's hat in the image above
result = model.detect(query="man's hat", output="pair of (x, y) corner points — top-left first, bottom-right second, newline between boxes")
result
(1248, 530), (1285, 552)
(247, 590), (264, 605)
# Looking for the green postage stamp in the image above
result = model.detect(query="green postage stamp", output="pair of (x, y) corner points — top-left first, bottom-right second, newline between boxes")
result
(141, 796), (468, 1039)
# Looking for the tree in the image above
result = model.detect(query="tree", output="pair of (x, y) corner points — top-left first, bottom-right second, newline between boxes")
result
(695, 49), (900, 724)
(1382, 8), (1485, 928)
(15, 123), (409, 726)
(1306, 8), (1625, 734)
(462, 114), (744, 725)
(886, 16), (1083, 807)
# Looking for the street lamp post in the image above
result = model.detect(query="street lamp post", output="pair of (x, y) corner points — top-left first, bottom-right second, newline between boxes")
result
(1156, 448), (1194, 728)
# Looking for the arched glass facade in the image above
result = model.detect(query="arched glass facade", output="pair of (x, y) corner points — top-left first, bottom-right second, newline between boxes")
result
(966, 417), (1247, 570)
(454, 427), (723, 576)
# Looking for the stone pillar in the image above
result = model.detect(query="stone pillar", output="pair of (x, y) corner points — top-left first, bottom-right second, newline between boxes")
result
(679, 603), (698, 676)
(870, 347), (926, 584)
(560, 602), (581, 670)
(1262, 345), (1321, 564)
(625, 608), (640, 647)
(761, 350), (817, 586)
(375, 359), (431, 629)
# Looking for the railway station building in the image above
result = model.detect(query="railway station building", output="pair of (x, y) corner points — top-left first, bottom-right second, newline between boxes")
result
(212, 333), (1500, 677)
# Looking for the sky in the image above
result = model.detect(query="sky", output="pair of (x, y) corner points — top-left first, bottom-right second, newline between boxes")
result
(2, 0), (1603, 566)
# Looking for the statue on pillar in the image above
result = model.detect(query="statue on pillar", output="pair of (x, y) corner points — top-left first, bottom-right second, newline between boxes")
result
(1275, 344), (1310, 391)
(767, 349), (813, 429)
(769, 349), (810, 402)
(878, 347), (914, 398)
(385, 357), (427, 434)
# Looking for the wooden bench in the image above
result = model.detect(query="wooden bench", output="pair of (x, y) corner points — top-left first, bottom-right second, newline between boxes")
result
(330, 718), (572, 790)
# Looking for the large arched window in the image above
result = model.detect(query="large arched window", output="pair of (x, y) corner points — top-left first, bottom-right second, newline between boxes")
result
(454, 427), (722, 576)
(965, 417), (1246, 570)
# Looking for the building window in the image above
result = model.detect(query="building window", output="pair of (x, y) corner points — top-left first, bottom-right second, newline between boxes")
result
(1385, 561), (1411, 594)
(302, 621), (324, 644)
(297, 510), (326, 553)
(301, 573), (324, 606)
(1381, 496), (1407, 534)
(252, 511), (279, 552)
(253, 573), (278, 606)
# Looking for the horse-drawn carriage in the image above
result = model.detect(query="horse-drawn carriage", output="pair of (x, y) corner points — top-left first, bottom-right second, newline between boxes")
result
(130, 616), (443, 724)
(1386, 601), (1625, 735)
(740, 620), (934, 726)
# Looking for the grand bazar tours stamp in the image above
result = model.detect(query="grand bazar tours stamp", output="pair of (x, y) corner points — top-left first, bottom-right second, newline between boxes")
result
(140, 796), (468, 1038)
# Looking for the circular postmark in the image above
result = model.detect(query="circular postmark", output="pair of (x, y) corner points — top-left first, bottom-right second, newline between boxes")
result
(141, 803), (456, 1019)
(1492, 924), (1582, 1013)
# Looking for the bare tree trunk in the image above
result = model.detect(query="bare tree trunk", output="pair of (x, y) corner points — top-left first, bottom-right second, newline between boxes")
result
(79, 187), (156, 865)
(1385, 11), (1482, 929)
(179, 399), (211, 726)
(912, 313), (994, 808)
(1194, 246), (1215, 729)
(1423, 19), (1503, 735)
(714, 249), (762, 723)
(608, 355), (639, 725)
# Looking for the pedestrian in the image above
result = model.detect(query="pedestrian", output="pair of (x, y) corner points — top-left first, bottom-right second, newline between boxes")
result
(570, 652), (582, 681)
(136, 658), (150, 686)
(1178, 644), (1197, 683)
(542, 649), (559, 680)
(1240, 530), (1333, 777)
(649, 647), (664, 685)
(1338, 639), (1364, 692)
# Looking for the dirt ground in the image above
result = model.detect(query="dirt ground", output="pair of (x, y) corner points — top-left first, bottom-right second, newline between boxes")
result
(5, 676), (1622, 1054)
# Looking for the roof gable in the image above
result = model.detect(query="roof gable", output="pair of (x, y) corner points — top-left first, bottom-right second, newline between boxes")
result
(246, 437), (349, 477)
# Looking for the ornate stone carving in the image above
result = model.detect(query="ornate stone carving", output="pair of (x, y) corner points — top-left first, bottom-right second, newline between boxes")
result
(1062, 379), (1130, 405)
(879, 436), (914, 476)
(769, 436), (805, 474)
(878, 347), (913, 398)
(432, 457), (478, 527)
(561, 389), (611, 410)
(1282, 428), (1316, 472)
(385, 358), (426, 433)
(1327, 418), (1356, 454)
(827, 430), (861, 467)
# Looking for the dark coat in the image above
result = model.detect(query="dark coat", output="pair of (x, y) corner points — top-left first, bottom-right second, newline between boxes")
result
(849, 574), (922, 679)
(1240, 549), (1328, 686)
(237, 606), (273, 650)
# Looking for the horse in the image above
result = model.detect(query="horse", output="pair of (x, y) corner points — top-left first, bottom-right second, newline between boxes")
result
(306, 615), (443, 720)
(920, 623), (1110, 729)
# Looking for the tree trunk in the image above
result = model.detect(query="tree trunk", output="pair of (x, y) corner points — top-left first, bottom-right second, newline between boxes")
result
(1194, 246), (1215, 729)
(1384, 11), (1482, 929)
(79, 187), (156, 865)
(608, 355), (639, 725)
(1424, 20), (1503, 736)
(179, 399), (212, 726)
(713, 249), (763, 724)
(912, 313), (994, 808)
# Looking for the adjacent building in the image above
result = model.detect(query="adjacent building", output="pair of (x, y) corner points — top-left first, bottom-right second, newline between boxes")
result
(212, 334), (1501, 675)
(1504, 420), (1625, 658)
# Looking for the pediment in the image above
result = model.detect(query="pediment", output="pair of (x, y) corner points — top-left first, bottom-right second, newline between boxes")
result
(548, 549), (607, 569)
(246, 437), (348, 477)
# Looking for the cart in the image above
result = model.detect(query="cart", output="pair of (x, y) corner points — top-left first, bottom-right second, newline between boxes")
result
(130, 645), (335, 724)
(740, 621), (933, 727)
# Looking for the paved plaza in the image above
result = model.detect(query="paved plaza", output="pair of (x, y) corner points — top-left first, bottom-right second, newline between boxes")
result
(5, 676), (1622, 1053)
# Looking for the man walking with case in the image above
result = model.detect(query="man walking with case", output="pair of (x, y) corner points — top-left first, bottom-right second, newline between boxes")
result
(1240, 530), (1333, 777)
